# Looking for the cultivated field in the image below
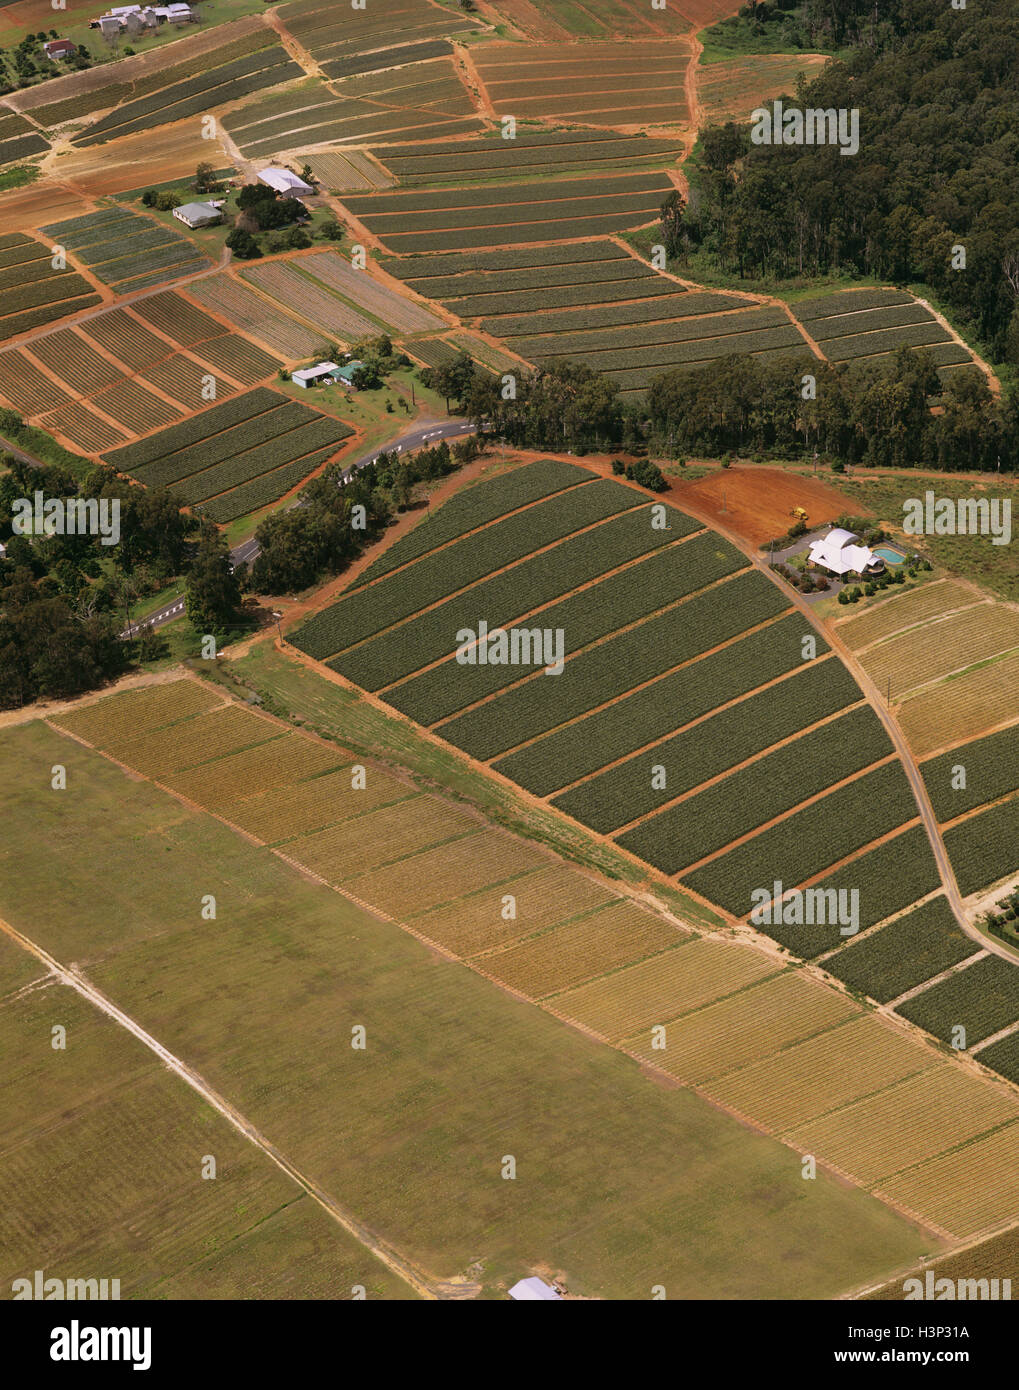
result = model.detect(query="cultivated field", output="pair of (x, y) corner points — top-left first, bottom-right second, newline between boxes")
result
(821, 897), (979, 1003)
(185, 275), (324, 359)
(791, 288), (975, 370)
(898, 651), (1019, 758)
(376, 130), (684, 184)
(672, 465), (862, 546)
(858, 604), (1019, 700)
(278, 0), (484, 81)
(836, 579), (981, 652)
(304, 149), (394, 191)
(922, 724), (1019, 823)
(0, 231), (100, 342)
(896, 954), (1019, 1045)
(697, 54), (830, 125)
(41, 207), (211, 294)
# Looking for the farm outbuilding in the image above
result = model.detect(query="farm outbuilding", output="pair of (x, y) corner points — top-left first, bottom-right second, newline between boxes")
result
(257, 168), (315, 196)
(292, 361), (343, 388)
(508, 1277), (561, 1301)
(43, 39), (77, 58)
(173, 202), (222, 229)
(808, 527), (882, 578)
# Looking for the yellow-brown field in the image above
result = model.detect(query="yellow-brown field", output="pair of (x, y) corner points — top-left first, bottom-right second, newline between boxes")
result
(346, 829), (549, 920)
(897, 649), (1019, 757)
(628, 970), (862, 1084)
(51, 678), (222, 747)
(787, 1067), (1019, 1185)
(410, 862), (617, 955)
(227, 765), (416, 844)
(859, 604), (1019, 698)
(874, 1124), (1019, 1238)
(473, 899), (684, 999)
(164, 731), (345, 809)
(703, 1016), (937, 1132)
(697, 54), (829, 127)
(555, 937), (779, 1042)
(284, 797), (480, 883)
(836, 579), (982, 651)
(100, 703), (284, 779)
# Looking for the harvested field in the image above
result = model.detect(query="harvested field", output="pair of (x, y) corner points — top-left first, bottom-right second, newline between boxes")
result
(493, 612), (820, 798)
(284, 797), (479, 884)
(836, 579), (980, 651)
(788, 1067), (1019, 1186)
(39, 401), (127, 454)
(859, 605), (1019, 699)
(185, 276), (324, 359)
(896, 954), (1019, 1046)
(822, 897), (979, 1003)
(704, 1015), (936, 1134)
(304, 149), (394, 191)
(683, 761), (920, 919)
(80, 307), (174, 371)
(671, 465), (861, 547)
(626, 969), (861, 1084)
(748, 825), (943, 959)
(162, 732), (346, 811)
(223, 762), (415, 846)
(473, 899), (684, 999)
(922, 724), (1019, 823)
(96, 704), (284, 780)
(240, 260), (378, 342)
(942, 794), (1019, 898)
(898, 650), (1019, 758)
(293, 250), (443, 334)
(473, 41), (693, 126)
(554, 658), (862, 834)
(875, 1126), (1019, 1239)
(52, 679), (222, 747)
(554, 937), (778, 1042)
(0, 346), (72, 414)
(697, 54), (829, 125)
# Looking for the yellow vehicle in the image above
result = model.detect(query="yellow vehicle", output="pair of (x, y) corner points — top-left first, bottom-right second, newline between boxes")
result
(791, 507), (809, 522)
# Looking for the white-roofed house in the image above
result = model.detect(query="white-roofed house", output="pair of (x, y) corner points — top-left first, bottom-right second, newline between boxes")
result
(173, 201), (223, 229)
(508, 1276), (562, 1301)
(257, 168), (315, 197)
(292, 362), (343, 389)
(807, 527), (883, 578)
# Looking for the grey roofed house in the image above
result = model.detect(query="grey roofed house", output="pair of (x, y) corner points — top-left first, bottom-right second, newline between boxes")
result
(508, 1276), (561, 1301)
(173, 202), (223, 229)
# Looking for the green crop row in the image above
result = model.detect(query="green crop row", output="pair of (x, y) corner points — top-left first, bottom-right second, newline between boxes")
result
(373, 527), (738, 709)
(896, 954), (1019, 1046)
(568, 325), (806, 373)
(0, 256), (67, 290)
(824, 896), (978, 1003)
(200, 456), (322, 524)
(386, 241), (628, 281)
(492, 611), (814, 798)
(438, 568), (787, 762)
(411, 257), (649, 302)
(486, 290), (739, 340)
(618, 705), (893, 875)
(345, 172), (671, 217)
(134, 402), (317, 488)
(943, 794), (1019, 896)
(383, 137), (681, 178)
(117, 261), (208, 295)
(295, 478), (641, 660)
(927, 344), (974, 367)
(338, 503), (693, 692)
(0, 133), (48, 166)
(683, 760), (919, 918)
(923, 725), (1019, 823)
(77, 227), (184, 266)
(104, 388), (285, 470)
(610, 349), (812, 391)
(362, 193), (666, 237)
(809, 303), (934, 342)
(172, 419), (350, 505)
(824, 322), (950, 361)
(554, 657), (862, 834)
(0, 294), (101, 342)
(354, 458), (592, 586)
(321, 38), (453, 79)
(794, 288), (915, 321)
(0, 272), (94, 316)
(453, 276), (677, 320)
(974, 1029), (1019, 1087)
(520, 306), (788, 360)
(382, 211), (662, 254)
(43, 210), (137, 245)
(77, 47), (295, 144)
(0, 240), (47, 269)
(744, 825), (942, 958)
(103, 247), (209, 288)
(378, 130), (640, 161)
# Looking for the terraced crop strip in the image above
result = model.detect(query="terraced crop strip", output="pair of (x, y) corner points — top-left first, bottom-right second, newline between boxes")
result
(0, 233), (100, 342)
(896, 954), (1019, 1046)
(473, 41), (693, 126)
(617, 705), (893, 876)
(345, 173), (674, 254)
(0, 110), (48, 165)
(304, 150), (394, 191)
(339, 505), (703, 693)
(376, 130), (684, 183)
(39, 401), (127, 454)
(836, 579), (981, 652)
(88, 379), (182, 433)
(859, 605), (1019, 699)
(0, 347), (72, 414)
(334, 57), (475, 117)
(942, 794), (1019, 897)
(183, 277), (322, 359)
(683, 760), (920, 918)
(922, 724), (1019, 823)
(41, 208), (211, 293)
(437, 568), (789, 762)
(553, 657), (862, 834)
(821, 897), (979, 1003)
(899, 650), (1019, 758)
(279, 0), (483, 81)
(72, 41), (302, 146)
(295, 474), (643, 661)
(493, 611), (820, 798)
(696, 53), (830, 125)
(792, 288), (972, 367)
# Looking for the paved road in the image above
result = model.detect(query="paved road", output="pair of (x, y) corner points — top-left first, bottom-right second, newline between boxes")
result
(126, 418), (479, 635)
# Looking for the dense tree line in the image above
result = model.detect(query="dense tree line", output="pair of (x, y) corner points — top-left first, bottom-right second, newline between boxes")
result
(676, 0), (1019, 359)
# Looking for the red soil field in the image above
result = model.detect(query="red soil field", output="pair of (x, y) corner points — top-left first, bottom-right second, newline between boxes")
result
(671, 466), (866, 546)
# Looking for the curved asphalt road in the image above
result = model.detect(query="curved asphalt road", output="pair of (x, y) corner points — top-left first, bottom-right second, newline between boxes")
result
(123, 418), (479, 635)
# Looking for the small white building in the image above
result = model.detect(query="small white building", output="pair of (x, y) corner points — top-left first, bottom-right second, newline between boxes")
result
(508, 1277), (561, 1301)
(257, 167), (315, 197)
(173, 201), (222, 229)
(808, 526), (882, 578)
(293, 361), (342, 389)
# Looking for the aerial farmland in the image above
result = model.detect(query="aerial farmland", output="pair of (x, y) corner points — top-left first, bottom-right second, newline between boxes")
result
(0, 0), (1016, 1349)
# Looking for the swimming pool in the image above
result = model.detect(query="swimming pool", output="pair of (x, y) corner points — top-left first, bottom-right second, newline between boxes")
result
(873, 545), (906, 566)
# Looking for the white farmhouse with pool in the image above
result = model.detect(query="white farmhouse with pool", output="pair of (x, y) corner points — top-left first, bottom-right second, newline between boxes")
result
(808, 527), (884, 578)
